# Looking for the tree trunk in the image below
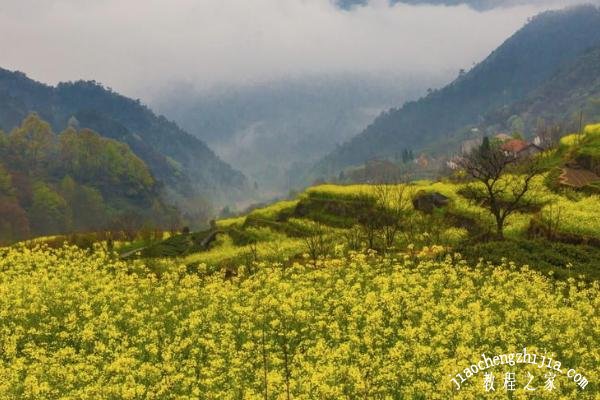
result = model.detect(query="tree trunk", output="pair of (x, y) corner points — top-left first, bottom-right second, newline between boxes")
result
(495, 216), (505, 240)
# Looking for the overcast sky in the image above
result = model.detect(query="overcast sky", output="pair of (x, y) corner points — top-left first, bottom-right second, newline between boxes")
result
(0, 0), (576, 100)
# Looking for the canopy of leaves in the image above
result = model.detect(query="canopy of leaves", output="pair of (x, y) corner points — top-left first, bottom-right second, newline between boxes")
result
(0, 114), (177, 244)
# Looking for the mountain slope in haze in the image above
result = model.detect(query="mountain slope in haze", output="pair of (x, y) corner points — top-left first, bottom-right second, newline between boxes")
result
(482, 45), (600, 134)
(153, 76), (433, 196)
(316, 5), (600, 176)
(0, 69), (248, 211)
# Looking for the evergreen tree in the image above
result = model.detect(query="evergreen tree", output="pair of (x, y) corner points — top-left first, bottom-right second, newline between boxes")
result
(480, 136), (491, 154)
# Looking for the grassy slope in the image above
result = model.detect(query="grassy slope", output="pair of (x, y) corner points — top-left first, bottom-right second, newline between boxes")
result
(167, 168), (600, 279)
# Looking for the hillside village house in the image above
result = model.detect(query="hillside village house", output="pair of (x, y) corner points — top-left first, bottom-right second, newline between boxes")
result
(450, 134), (544, 170)
(501, 139), (544, 157)
(446, 156), (461, 170)
(533, 134), (554, 149)
(415, 154), (429, 168)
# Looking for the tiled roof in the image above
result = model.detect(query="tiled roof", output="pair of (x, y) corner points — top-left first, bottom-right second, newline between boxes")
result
(559, 167), (600, 188)
(501, 139), (529, 153)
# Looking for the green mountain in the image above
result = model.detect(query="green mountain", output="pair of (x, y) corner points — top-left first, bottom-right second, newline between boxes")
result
(482, 45), (600, 135)
(0, 114), (180, 244)
(0, 70), (248, 210)
(315, 5), (600, 177)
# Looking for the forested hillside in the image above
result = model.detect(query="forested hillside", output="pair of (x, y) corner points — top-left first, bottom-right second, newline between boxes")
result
(316, 5), (600, 176)
(0, 114), (179, 244)
(482, 45), (600, 135)
(0, 69), (248, 210)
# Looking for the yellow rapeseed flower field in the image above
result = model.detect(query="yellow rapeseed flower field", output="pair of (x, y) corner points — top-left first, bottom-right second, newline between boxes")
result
(0, 245), (598, 399)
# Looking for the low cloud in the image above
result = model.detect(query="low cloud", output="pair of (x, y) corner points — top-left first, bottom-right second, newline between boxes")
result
(0, 0), (575, 99)
(335, 0), (586, 11)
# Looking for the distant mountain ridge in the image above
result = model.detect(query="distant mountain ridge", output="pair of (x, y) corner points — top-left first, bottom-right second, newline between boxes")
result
(316, 5), (600, 176)
(0, 69), (248, 211)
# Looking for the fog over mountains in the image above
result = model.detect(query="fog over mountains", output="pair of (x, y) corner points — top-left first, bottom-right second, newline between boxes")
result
(151, 74), (445, 195)
(2, 0), (595, 200)
(0, 0), (545, 96)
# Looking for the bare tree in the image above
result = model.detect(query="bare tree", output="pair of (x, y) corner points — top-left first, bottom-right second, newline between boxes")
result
(357, 203), (384, 251)
(343, 225), (363, 251)
(372, 183), (411, 249)
(241, 240), (259, 273)
(302, 224), (333, 267)
(538, 203), (564, 238)
(457, 142), (543, 240)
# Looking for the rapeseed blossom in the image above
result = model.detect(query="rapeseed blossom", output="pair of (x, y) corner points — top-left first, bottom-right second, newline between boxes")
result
(0, 245), (597, 398)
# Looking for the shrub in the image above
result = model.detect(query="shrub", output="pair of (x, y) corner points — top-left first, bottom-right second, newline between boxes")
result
(458, 239), (600, 280)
